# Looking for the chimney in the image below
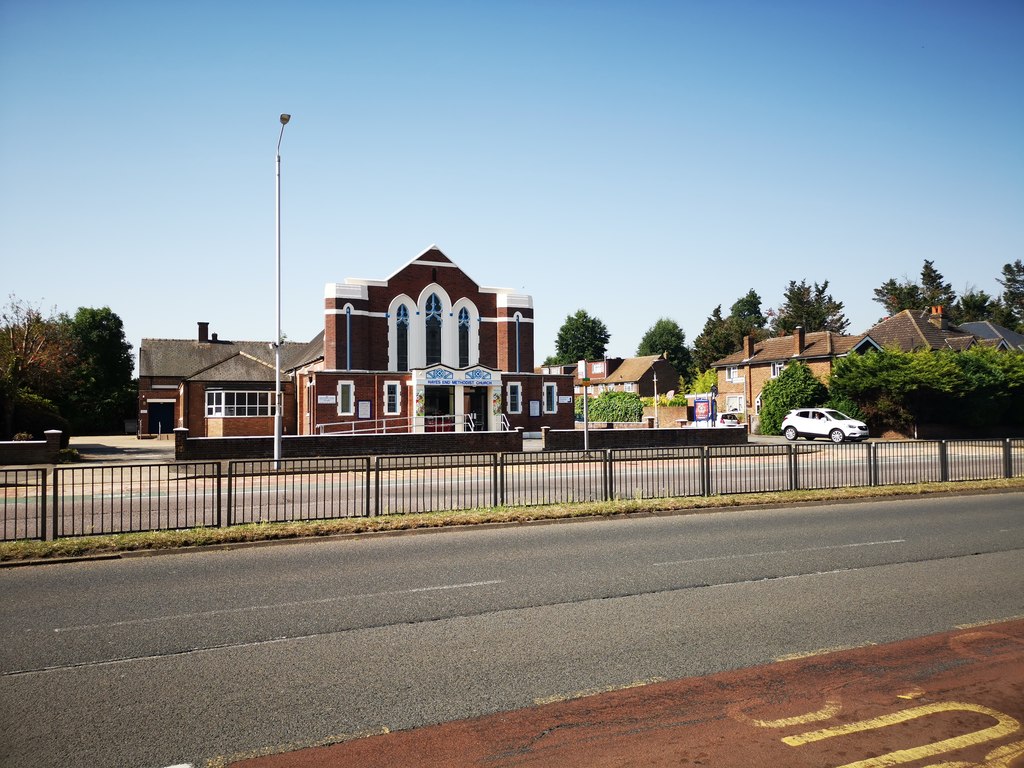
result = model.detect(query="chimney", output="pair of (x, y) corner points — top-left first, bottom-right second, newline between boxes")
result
(929, 306), (948, 330)
(743, 335), (755, 359)
(793, 326), (805, 356)
(197, 322), (209, 343)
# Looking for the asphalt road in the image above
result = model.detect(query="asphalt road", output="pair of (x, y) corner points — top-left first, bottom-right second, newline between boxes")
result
(1, 491), (1022, 767)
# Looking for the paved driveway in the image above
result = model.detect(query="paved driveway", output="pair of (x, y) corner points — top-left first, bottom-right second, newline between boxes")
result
(69, 434), (175, 464)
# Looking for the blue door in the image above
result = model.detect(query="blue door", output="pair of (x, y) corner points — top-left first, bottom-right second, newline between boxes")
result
(148, 402), (174, 435)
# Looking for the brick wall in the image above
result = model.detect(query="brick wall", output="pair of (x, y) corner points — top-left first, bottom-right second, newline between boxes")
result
(0, 430), (63, 465)
(175, 427), (524, 461)
(542, 427), (747, 450)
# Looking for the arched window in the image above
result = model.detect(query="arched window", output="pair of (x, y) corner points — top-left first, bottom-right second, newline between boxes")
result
(458, 308), (471, 368)
(396, 304), (409, 372)
(425, 293), (442, 365)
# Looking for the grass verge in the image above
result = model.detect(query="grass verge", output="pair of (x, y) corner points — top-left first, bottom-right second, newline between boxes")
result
(2, 477), (1022, 563)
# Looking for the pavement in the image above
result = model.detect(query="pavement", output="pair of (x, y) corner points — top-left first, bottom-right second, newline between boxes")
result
(69, 433), (176, 464)
(65, 434), (552, 464)
(230, 617), (1024, 768)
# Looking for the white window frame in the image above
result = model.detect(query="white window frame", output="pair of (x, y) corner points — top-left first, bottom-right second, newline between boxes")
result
(623, 382), (635, 393)
(770, 362), (786, 378)
(383, 381), (401, 415)
(337, 381), (355, 416)
(543, 382), (558, 414)
(725, 394), (745, 414)
(205, 390), (275, 417)
(726, 366), (743, 383)
(506, 382), (522, 414)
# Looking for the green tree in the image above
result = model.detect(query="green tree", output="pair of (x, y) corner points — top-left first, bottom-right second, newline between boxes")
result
(688, 368), (717, 395)
(729, 289), (767, 338)
(691, 291), (768, 372)
(955, 288), (996, 323)
(769, 280), (849, 335)
(995, 259), (1024, 331)
(872, 260), (959, 321)
(872, 277), (924, 317)
(0, 297), (77, 438)
(59, 307), (136, 434)
(920, 260), (957, 313)
(758, 362), (828, 435)
(636, 318), (693, 385)
(692, 306), (730, 372)
(546, 309), (610, 366)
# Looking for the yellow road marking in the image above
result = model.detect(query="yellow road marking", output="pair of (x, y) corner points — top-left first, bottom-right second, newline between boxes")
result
(776, 643), (875, 662)
(734, 698), (843, 728)
(896, 687), (925, 700)
(955, 615), (1024, 630)
(533, 677), (665, 706)
(782, 701), (1020, 768)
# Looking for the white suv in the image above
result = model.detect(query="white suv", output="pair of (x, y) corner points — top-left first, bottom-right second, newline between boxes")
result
(780, 408), (869, 443)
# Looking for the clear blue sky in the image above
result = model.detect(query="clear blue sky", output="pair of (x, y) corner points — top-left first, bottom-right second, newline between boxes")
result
(2, 0), (1022, 374)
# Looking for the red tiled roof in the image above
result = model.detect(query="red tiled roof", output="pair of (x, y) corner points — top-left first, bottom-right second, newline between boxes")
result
(711, 331), (863, 368)
(863, 309), (976, 352)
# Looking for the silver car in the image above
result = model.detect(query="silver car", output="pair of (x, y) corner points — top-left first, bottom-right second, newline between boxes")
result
(781, 408), (869, 443)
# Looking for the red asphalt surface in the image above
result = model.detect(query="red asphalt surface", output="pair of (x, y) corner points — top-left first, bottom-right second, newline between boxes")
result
(230, 618), (1024, 768)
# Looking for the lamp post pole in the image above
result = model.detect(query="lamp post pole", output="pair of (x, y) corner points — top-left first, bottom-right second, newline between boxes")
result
(274, 113), (290, 467)
(653, 370), (659, 428)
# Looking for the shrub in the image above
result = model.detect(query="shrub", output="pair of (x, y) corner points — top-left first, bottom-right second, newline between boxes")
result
(575, 391), (644, 422)
(824, 395), (866, 422)
(759, 362), (828, 435)
(55, 447), (81, 463)
(8, 391), (71, 446)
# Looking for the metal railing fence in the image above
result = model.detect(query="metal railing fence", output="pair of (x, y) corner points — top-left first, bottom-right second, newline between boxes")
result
(793, 442), (873, 491)
(873, 441), (943, 486)
(1012, 439), (1024, 477)
(502, 450), (608, 507)
(1, 469), (47, 541)
(52, 463), (221, 538)
(708, 444), (792, 495)
(375, 453), (497, 516)
(227, 458), (371, 524)
(945, 439), (1009, 482)
(3, 439), (1023, 542)
(609, 447), (705, 500)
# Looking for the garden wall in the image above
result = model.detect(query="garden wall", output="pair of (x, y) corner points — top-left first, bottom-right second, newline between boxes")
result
(0, 430), (63, 466)
(175, 428), (524, 461)
(543, 426), (747, 450)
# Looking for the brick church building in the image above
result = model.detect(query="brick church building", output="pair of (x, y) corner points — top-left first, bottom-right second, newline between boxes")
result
(138, 246), (575, 439)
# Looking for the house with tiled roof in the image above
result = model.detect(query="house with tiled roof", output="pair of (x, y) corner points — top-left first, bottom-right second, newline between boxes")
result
(710, 327), (870, 421)
(849, 306), (993, 354)
(138, 323), (315, 437)
(956, 321), (1024, 351)
(138, 246), (576, 439)
(544, 355), (680, 399)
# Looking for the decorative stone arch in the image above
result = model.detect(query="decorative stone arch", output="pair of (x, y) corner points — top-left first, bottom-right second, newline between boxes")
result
(415, 284), (454, 368)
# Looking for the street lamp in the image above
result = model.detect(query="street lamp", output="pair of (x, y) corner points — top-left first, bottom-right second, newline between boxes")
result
(274, 113), (290, 466)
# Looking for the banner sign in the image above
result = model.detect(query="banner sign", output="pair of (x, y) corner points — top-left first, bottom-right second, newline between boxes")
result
(695, 398), (711, 421)
(420, 366), (500, 387)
